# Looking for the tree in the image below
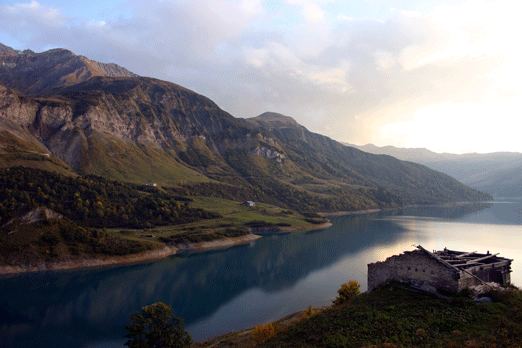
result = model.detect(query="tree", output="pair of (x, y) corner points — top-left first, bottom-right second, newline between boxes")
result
(334, 280), (360, 305)
(125, 302), (191, 348)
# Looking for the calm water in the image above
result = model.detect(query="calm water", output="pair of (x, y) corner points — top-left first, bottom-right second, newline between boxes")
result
(1, 201), (521, 347)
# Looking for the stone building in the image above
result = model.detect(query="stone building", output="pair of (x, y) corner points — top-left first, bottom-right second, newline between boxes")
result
(368, 245), (512, 293)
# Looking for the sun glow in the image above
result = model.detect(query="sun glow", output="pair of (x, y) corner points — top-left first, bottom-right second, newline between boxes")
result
(373, 100), (522, 153)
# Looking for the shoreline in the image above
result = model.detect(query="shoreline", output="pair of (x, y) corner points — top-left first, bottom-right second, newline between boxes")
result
(176, 233), (262, 253)
(197, 305), (327, 347)
(0, 245), (179, 277)
(281, 220), (333, 232)
(0, 234), (263, 277)
(319, 200), (492, 218)
(2, 201), (485, 276)
(318, 208), (382, 217)
(0, 219), (335, 277)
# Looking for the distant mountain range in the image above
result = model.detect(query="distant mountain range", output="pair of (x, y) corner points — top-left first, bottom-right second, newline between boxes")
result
(0, 43), (489, 213)
(350, 144), (522, 198)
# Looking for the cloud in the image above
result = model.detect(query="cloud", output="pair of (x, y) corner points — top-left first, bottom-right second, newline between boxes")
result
(0, 1), (64, 41)
(1, 0), (522, 152)
(286, 0), (326, 23)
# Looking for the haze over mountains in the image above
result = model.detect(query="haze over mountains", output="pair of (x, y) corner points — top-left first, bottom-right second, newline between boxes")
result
(0, 44), (489, 213)
(352, 144), (522, 198)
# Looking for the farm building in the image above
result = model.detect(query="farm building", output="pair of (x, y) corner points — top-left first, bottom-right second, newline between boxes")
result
(368, 245), (512, 293)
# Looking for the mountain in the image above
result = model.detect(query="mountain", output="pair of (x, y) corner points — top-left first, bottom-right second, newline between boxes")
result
(0, 44), (489, 213)
(0, 45), (134, 95)
(351, 144), (522, 198)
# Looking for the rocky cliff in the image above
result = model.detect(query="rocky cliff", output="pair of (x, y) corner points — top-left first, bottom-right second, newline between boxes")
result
(0, 44), (490, 212)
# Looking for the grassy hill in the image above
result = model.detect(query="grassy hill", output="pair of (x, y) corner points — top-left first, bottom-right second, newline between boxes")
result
(203, 284), (522, 347)
(0, 167), (320, 268)
(0, 167), (217, 228)
(0, 219), (157, 266)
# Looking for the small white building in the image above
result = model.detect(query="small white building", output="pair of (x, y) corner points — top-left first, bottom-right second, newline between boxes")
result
(242, 200), (256, 207)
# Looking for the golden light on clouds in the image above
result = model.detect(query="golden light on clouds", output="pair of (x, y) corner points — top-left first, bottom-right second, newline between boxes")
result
(344, 0), (522, 153)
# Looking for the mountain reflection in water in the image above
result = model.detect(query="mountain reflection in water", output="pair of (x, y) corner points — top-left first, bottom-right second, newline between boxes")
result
(2, 201), (522, 348)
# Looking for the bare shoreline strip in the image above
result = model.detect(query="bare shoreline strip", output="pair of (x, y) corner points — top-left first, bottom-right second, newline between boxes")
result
(0, 245), (178, 276)
(318, 201), (492, 218)
(0, 234), (261, 277)
(318, 209), (382, 217)
(0, 219), (337, 276)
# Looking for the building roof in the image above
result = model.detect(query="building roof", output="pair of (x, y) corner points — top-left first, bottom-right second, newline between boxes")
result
(416, 245), (512, 272)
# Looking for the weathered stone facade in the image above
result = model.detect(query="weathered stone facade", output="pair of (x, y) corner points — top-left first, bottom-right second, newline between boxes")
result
(368, 246), (512, 293)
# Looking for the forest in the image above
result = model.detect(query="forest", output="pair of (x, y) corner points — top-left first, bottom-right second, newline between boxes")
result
(0, 167), (218, 228)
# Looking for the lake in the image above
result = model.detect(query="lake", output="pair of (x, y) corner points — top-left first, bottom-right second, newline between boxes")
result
(1, 201), (521, 347)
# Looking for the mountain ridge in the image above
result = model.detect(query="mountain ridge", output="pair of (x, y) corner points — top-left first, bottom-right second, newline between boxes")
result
(351, 143), (522, 197)
(0, 43), (135, 96)
(0, 44), (490, 212)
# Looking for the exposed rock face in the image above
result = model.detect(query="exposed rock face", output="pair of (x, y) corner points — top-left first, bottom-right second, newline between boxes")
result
(0, 43), (491, 211)
(0, 44), (135, 95)
(0, 43), (17, 56)
(253, 145), (285, 163)
(4, 207), (63, 228)
(20, 207), (63, 224)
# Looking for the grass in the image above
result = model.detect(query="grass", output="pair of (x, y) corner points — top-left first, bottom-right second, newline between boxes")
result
(0, 129), (75, 176)
(0, 219), (156, 266)
(0, 187), (320, 266)
(264, 284), (522, 348)
(111, 196), (319, 244)
(200, 284), (522, 347)
(86, 131), (210, 186)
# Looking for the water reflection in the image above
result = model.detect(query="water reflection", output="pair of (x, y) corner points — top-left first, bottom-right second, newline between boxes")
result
(0, 201), (520, 347)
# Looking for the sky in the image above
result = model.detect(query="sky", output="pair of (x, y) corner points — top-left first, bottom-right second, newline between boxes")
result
(0, 0), (521, 154)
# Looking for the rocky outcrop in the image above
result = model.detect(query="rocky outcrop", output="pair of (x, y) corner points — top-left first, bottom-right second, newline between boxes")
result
(18, 207), (63, 224)
(4, 207), (63, 228)
(0, 44), (135, 95)
(0, 43), (491, 211)
(253, 145), (285, 163)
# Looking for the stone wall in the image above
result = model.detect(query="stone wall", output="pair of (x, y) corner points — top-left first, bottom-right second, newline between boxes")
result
(458, 264), (511, 290)
(368, 250), (459, 293)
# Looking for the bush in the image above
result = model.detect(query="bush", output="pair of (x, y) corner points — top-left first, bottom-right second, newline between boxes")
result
(334, 280), (361, 305)
(125, 302), (191, 348)
(252, 323), (277, 343)
(304, 305), (319, 318)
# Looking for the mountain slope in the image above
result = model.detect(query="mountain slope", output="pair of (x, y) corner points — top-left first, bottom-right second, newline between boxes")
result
(0, 44), (134, 95)
(352, 144), (522, 198)
(0, 44), (490, 212)
(244, 113), (489, 207)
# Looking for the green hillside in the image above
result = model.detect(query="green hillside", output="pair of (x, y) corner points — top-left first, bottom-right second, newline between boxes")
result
(0, 47), (491, 214)
(0, 167), (319, 267)
(0, 167), (216, 228)
(203, 284), (522, 347)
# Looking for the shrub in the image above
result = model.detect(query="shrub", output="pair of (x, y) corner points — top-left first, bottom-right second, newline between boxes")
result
(334, 280), (361, 305)
(304, 305), (318, 318)
(125, 302), (191, 348)
(252, 323), (277, 343)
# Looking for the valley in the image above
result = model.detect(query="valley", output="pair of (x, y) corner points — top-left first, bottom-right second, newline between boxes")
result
(352, 143), (522, 198)
(0, 43), (489, 273)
